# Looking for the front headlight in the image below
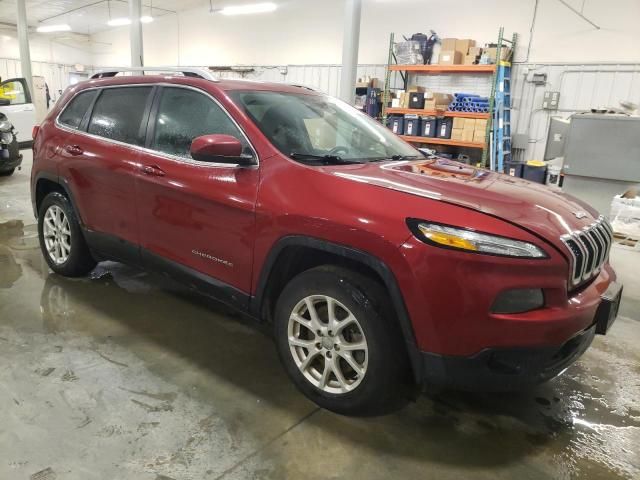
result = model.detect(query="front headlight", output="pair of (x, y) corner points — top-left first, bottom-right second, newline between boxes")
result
(407, 219), (548, 258)
(0, 121), (12, 133)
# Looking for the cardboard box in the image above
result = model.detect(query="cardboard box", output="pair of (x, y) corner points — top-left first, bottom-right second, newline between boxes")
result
(455, 39), (476, 56)
(433, 92), (453, 105)
(484, 47), (512, 63)
(469, 46), (483, 57)
(462, 128), (475, 142)
(474, 118), (488, 131)
(452, 117), (466, 130)
(438, 50), (461, 65)
(473, 130), (486, 143)
(407, 85), (426, 93)
(441, 38), (457, 51)
(463, 54), (478, 65)
(463, 118), (476, 130)
(451, 128), (464, 141)
(424, 93), (453, 111)
(400, 92), (410, 108)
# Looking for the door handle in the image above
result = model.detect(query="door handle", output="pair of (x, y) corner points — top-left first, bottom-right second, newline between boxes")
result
(140, 165), (166, 177)
(64, 144), (84, 156)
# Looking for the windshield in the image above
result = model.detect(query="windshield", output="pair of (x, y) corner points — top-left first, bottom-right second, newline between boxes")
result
(230, 90), (420, 163)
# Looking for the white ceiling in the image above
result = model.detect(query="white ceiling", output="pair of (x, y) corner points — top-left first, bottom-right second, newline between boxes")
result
(0, 0), (207, 34)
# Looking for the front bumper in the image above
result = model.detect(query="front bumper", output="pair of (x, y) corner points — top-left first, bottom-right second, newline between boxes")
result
(398, 235), (618, 356)
(1, 140), (22, 172)
(420, 323), (596, 390)
(418, 282), (622, 390)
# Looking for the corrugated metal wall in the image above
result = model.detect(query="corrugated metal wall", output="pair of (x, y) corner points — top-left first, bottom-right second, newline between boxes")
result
(4, 58), (639, 163)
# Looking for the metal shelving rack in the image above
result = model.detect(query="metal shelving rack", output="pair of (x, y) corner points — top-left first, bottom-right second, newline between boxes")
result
(382, 28), (517, 169)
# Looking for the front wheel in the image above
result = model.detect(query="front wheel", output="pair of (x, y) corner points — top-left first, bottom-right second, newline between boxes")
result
(0, 168), (15, 176)
(274, 266), (410, 416)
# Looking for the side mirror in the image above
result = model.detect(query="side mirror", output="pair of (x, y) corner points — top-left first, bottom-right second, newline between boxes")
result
(0, 99), (10, 106)
(190, 134), (255, 166)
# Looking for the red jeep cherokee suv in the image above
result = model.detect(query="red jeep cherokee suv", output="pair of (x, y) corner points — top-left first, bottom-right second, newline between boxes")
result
(31, 68), (622, 415)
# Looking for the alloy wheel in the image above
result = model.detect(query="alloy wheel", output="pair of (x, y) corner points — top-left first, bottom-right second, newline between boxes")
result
(287, 295), (368, 394)
(43, 205), (72, 265)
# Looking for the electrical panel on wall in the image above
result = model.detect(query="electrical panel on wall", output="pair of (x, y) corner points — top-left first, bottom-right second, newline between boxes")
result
(530, 72), (547, 85)
(542, 91), (560, 110)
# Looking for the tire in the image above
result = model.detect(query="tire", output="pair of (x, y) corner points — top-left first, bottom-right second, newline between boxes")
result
(38, 192), (96, 277)
(0, 168), (15, 176)
(274, 265), (411, 416)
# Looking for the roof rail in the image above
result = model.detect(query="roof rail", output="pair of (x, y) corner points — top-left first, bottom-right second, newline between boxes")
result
(91, 67), (219, 82)
(289, 83), (317, 91)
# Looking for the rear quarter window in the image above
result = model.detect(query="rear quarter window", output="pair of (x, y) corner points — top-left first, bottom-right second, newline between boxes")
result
(58, 90), (97, 129)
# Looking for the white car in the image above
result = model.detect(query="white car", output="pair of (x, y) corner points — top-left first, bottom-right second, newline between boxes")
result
(0, 77), (36, 146)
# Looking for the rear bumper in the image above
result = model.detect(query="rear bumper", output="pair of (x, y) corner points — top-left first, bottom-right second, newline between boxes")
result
(419, 323), (596, 390)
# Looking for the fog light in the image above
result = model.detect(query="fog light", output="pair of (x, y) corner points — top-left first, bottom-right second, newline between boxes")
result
(491, 289), (544, 314)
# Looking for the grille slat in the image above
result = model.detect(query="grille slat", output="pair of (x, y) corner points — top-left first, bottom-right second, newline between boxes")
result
(561, 216), (613, 288)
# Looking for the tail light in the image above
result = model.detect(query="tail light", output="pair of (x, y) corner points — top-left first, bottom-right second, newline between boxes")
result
(32, 125), (40, 140)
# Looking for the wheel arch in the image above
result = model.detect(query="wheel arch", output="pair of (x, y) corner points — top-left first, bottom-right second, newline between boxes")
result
(252, 235), (423, 380)
(33, 173), (82, 224)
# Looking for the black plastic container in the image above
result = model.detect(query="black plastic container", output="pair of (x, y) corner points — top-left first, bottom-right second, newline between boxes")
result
(403, 114), (422, 136)
(387, 115), (404, 134)
(436, 116), (453, 139)
(408, 92), (425, 109)
(503, 160), (524, 177)
(421, 116), (437, 137)
(523, 164), (547, 183)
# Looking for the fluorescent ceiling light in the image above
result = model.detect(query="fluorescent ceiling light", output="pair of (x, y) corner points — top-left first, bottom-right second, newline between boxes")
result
(107, 16), (153, 26)
(107, 17), (132, 26)
(36, 24), (72, 33)
(218, 2), (277, 15)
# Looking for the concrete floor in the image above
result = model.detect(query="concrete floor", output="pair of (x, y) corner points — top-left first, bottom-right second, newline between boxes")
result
(1, 152), (639, 480)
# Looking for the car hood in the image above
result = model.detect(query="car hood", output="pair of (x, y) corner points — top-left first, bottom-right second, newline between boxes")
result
(329, 158), (600, 247)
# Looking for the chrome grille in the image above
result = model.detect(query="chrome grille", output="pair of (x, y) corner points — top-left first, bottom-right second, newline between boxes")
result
(561, 216), (613, 287)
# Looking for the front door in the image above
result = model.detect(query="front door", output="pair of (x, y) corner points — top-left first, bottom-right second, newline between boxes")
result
(135, 86), (259, 298)
(0, 78), (36, 143)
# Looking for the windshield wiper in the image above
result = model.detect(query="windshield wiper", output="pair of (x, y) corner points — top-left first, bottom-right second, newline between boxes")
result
(367, 154), (422, 162)
(289, 152), (363, 164)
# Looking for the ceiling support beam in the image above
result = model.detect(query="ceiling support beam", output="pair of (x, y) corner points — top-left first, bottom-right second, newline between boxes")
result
(129, 0), (144, 67)
(339, 0), (362, 103)
(16, 0), (33, 94)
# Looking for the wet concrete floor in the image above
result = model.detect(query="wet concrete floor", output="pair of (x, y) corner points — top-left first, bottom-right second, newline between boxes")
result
(0, 152), (638, 479)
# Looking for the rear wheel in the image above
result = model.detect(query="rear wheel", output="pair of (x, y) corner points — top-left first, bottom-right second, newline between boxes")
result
(274, 266), (410, 416)
(38, 192), (96, 277)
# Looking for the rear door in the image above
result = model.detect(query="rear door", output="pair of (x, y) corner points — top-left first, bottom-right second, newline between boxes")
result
(57, 85), (155, 262)
(135, 85), (259, 297)
(0, 78), (36, 143)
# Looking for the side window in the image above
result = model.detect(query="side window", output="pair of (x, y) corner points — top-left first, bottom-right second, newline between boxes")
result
(0, 79), (28, 105)
(58, 91), (97, 129)
(151, 87), (251, 160)
(88, 87), (153, 146)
